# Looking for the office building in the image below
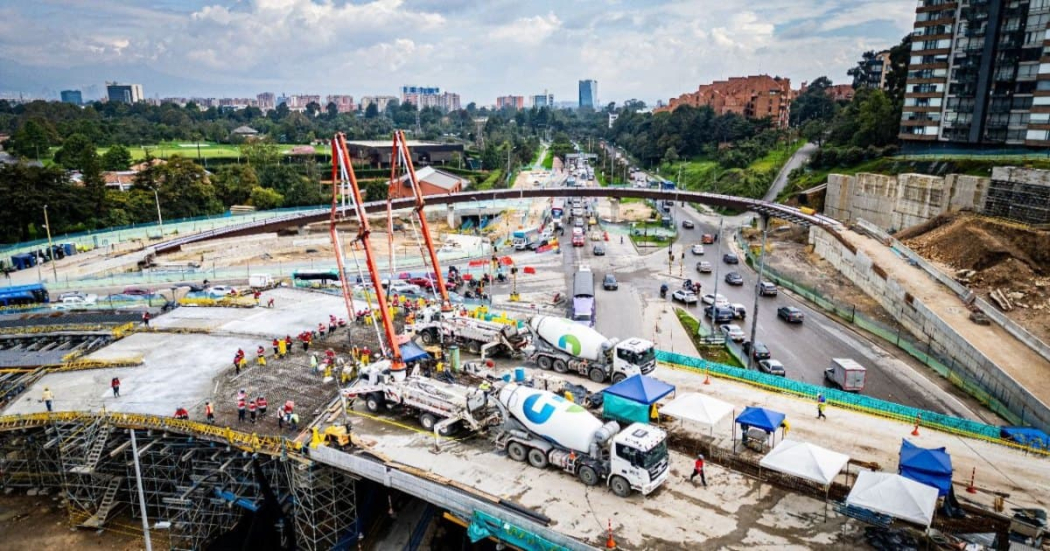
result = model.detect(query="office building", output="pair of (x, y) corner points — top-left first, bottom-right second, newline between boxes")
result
(532, 92), (554, 108)
(655, 75), (796, 128)
(578, 80), (598, 108)
(106, 82), (144, 104)
(60, 90), (82, 105)
(496, 96), (525, 110)
(899, 0), (1050, 147)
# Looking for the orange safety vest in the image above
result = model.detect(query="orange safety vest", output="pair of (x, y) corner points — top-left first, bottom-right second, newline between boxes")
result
(205, 404), (214, 416)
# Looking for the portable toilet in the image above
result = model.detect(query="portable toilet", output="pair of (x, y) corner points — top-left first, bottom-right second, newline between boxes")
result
(62, 243), (75, 256)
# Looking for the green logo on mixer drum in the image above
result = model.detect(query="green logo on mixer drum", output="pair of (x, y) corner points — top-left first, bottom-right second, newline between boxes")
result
(558, 334), (581, 355)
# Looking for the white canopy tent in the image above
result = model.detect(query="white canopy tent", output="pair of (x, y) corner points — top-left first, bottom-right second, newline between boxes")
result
(760, 440), (851, 486)
(846, 471), (940, 527)
(659, 393), (734, 427)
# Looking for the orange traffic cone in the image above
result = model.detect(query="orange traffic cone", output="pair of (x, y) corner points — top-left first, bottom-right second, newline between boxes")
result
(703, 369), (711, 385)
(606, 519), (616, 549)
(966, 467), (977, 494)
(911, 414), (921, 437)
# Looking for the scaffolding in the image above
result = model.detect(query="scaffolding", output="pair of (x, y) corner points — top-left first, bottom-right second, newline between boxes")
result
(287, 458), (359, 550)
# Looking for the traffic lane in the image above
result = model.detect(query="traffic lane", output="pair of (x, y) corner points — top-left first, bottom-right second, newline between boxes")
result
(591, 232), (648, 342)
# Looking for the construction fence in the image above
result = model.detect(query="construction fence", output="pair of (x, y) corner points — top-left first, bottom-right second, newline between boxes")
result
(734, 231), (1025, 428)
(655, 350), (1048, 457)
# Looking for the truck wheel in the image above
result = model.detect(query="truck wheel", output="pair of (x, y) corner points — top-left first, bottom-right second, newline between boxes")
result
(577, 465), (599, 486)
(527, 448), (549, 469)
(553, 359), (568, 373)
(467, 341), (482, 354)
(589, 367), (606, 383)
(609, 475), (632, 497)
(507, 442), (527, 462)
(537, 356), (553, 370)
(438, 421), (458, 437)
(611, 373), (627, 383)
(420, 329), (436, 345)
(365, 394), (383, 413)
(419, 413), (437, 431)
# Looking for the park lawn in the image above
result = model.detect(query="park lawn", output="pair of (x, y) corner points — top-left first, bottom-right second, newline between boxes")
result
(542, 150), (554, 169)
(749, 139), (805, 173)
(87, 142), (325, 161)
(656, 158), (720, 189)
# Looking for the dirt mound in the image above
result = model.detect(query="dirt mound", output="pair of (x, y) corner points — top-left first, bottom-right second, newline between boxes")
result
(902, 214), (1049, 276)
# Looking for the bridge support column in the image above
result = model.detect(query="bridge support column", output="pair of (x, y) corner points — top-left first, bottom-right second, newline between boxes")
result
(447, 205), (457, 229)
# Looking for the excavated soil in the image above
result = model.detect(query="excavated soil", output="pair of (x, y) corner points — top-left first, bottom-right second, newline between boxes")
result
(900, 213), (1050, 342)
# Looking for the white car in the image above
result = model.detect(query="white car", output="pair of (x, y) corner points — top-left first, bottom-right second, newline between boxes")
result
(720, 324), (746, 342)
(207, 285), (238, 297)
(51, 294), (98, 310)
(701, 293), (728, 307)
(671, 289), (698, 304)
(691, 244), (704, 255)
(388, 282), (423, 296)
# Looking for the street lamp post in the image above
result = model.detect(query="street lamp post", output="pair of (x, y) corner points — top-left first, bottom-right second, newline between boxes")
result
(42, 205), (58, 283)
(152, 188), (164, 238)
(709, 217), (724, 335)
(746, 216), (770, 370)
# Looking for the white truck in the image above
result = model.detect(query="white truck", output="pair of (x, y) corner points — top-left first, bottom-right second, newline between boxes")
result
(824, 358), (867, 392)
(410, 307), (529, 357)
(526, 315), (656, 383)
(494, 383), (669, 497)
(343, 362), (500, 436)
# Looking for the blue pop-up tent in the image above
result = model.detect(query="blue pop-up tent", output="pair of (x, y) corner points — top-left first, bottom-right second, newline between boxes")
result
(736, 406), (786, 433)
(400, 341), (431, 363)
(602, 374), (676, 424)
(1000, 426), (1049, 450)
(898, 439), (953, 497)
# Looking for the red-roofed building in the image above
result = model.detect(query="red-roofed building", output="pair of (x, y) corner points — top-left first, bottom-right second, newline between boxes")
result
(655, 75), (796, 128)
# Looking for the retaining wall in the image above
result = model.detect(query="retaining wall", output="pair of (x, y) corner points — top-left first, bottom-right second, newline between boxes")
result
(824, 172), (989, 232)
(808, 225), (1050, 434)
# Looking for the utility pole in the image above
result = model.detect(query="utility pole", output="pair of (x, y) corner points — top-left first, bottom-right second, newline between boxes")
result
(709, 217), (724, 335)
(129, 429), (154, 551)
(42, 205), (58, 283)
(152, 188), (164, 238)
(746, 215), (769, 370)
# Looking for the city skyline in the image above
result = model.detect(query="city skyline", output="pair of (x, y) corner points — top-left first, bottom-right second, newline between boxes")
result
(0, 0), (915, 105)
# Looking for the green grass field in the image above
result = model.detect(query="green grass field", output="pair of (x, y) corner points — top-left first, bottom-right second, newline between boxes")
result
(542, 151), (554, 170)
(98, 142), (327, 161)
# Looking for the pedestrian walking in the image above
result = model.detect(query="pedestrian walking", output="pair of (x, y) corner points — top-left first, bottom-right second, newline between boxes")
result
(272, 338), (280, 356)
(248, 400), (257, 423)
(111, 377), (121, 397)
(689, 454), (708, 486)
(267, 297), (275, 308)
(204, 401), (215, 424)
(42, 387), (54, 412)
(257, 345), (267, 366)
(237, 397), (246, 423)
(817, 393), (827, 420)
(142, 311), (151, 327)
(257, 396), (267, 417)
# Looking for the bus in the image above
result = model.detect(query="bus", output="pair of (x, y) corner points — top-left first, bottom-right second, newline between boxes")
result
(0, 283), (50, 306)
(551, 198), (565, 221)
(292, 269), (341, 288)
(571, 267), (595, 327)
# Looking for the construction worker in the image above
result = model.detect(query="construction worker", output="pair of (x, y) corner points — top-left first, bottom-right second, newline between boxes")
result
(238, 355), (248, 373)
(174, 407), (189, 420)
(318, 322), (326, 337)
(248, 400), (257, 423)
(285, 335), (293, 352)
(780, 419), (791, 437)
(204, 401), (215, 424)
(142, 311), (151, 327)
(304, 332), (312, 352)
(237, 396), (246, 423)
(272, 338), (280, 356)
(290, 412), (300, 431)
(253, 290), (261, 305)
(257, 396), (267, 417)
(277, 337), (287, 358)
(42, 387), (54, 412)
(690, 454), (707, 487)
(234, 353), (243, 374)
(256, 346), (267, 366)
(267, 297), (275, 308)
(111, 377), (121, 398)
(310, 353), (318, 371)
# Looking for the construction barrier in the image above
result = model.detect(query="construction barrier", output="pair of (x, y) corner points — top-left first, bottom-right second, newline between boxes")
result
(177, 296), (257, 308)
(656, 350), (1049, 457)
(49, 357), (144, 372)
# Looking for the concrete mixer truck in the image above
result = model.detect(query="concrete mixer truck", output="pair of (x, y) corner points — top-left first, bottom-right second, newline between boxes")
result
(494, 383), (669, 497)
(526, 315), (656, 383)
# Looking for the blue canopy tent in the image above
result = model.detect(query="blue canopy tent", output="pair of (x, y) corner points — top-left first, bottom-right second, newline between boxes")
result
(400, 341), (431, 363)
(602, 374), (676, 424)
(1000, 426), (1049, 451)
(898, 439), (953, 497)
(735, 406), (786, 451)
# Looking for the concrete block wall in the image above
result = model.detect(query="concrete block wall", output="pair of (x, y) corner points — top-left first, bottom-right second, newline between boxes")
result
(823, 172), (992, 232)
(809, 226), (1050, 433)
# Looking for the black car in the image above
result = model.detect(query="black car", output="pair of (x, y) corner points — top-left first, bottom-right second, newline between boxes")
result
(704, 305), (735, 323)
(724, 272), (744, 286)
(723, 253), (739, 264)
(603, 274), (619, 291)
(742, 340), (771, 360)
(682, 220), (695, 229)
(777, 306), (805, 323)
(593, 244), (606, 256)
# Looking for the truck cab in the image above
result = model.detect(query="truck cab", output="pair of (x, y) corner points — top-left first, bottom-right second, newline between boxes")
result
(608, 423), (669, 496)
(610, 338), (657, 380)
(512, 230), (537, 250)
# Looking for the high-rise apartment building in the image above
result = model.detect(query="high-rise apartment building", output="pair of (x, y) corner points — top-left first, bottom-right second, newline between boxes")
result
(532, 92), (554, 108)
(360, 95), (398, 113)
(900, 0), (1050, 147)
(400, 86), (460, 111)
(60, 90), (82, 105)
(578, 80), (598, 108)
(496, 96), (525, 109)
(655, 75), (796, 128)
(106, 82), (144, 104)
(326, 95), (356, 113)
(257, 92), (276, 110)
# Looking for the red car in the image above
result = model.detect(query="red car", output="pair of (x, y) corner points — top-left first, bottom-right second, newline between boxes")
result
(407, 277), (436, 290)
(572, 235), (585, 247)
(701, 234), (715, 244)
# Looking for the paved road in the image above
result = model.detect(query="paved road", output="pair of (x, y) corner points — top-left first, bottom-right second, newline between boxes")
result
(763, 142), (817, 201)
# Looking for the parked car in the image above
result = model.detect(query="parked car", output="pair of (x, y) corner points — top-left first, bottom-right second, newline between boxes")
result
(690, 244), (705, 255)
(705, 306), (735, 323)
(603, 274), (619, 291)
(777, 306), (805, 323)
(701, 293), (728, 307)
(730, 303), (747, 320)
(51, 294), (98, 310)
(722, 253), (739, 265)
(720, 324), (746, 342)
(724, 272), (744, 286)
(682, 220), (695, 229)
(388, 282), (423, 296)
(696, 261), (712, 273)
(671, 289), (698, 304)
(758, 359), (786, 376)
(742, 340), (771, 360)
(758, 281), (778, 296)
(123, 286), (152, 296)
(593, 244), (606, 256)
(701, 234), (715, 244)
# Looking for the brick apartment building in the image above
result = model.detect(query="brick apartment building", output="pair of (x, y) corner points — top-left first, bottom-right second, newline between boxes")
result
(655, 75), (796, 127)
(496, 95), (525, 110)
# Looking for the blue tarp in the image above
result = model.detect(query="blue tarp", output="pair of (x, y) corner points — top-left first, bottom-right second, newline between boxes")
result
(1000, 426), (1049, 450)
(400, 341), (431, 363)
(898, 439), (953, 497)
(735, 406), (785, 433)
(602, 374), (675, 405)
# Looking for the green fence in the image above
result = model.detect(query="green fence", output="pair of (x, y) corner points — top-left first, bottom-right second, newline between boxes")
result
(655, 350), (1047, 456)
(735, 231), (1023, 427)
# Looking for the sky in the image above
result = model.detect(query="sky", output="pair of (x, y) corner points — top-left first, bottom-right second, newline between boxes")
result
(0, 0), (916, 106)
